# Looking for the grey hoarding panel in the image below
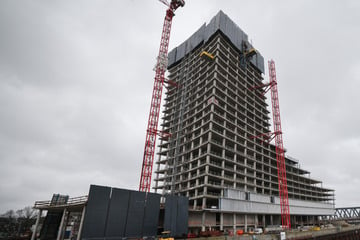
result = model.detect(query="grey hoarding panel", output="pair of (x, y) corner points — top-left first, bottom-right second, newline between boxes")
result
(164, 195), (189, 237)
(176, 196), (189, 237)
(234, 29), (243, 51)
(185, 24), (205, 55)
(250, 55), (257, 67)
(218, 11), (227, 34)
(168, 10), (264, 73)
(224, 16), (235, 42)
(163, 195), (177, 234)
(81, 185), (111, 239)
(105, 188), (131, 238)
(175, 41), (186, 62)
(257, 53), (265, 73)
(125, 191), (146, 237)
(143, 193), (161, 237)
(204, 14), (217, 42)
(40, 211), (63, 240)
(168, 48), (177, 67)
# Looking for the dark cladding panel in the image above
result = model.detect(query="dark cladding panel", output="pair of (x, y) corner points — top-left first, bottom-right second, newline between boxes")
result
(81, 185), (111, 239)
(218, 10), (227, 34)
(169, 10), (264, 73)
(125, 191), (146, 237)
(175, 41), (186, 62)
(142, 193), (161, 237)
(163, 195), (177, 234)
(168, 48), (177, 67)
(257, 53), (265, 73)
(81, 186), (162, 239)
(204, 14), (217, 42)
(185, 24), (205, 55)
(105, 188), (131, 238)
(176, 196), (189, 237)
(164, 195), (189, 237)
(40, 211), (63, 240)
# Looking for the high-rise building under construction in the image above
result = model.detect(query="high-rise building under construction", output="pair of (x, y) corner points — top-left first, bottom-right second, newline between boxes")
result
(154, 11), (334, 233)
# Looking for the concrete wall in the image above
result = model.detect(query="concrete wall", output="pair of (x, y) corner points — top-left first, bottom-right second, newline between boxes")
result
(223, 213), (233, 226)
(220, 189), (334, 216)
(236, 214), (245, 225)
(189, 212), (203, 227)
(205, 212), (217, 226)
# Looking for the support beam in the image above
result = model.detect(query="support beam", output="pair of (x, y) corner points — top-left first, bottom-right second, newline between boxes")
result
(57, 208), (67, 240)
(31, 209), (42, 240)
(244, 214), (248, 232)
(201, 212), (206, 231)
(220, 213), (223, 231)
(76, 206), (86, 240)
(233, 213), (236, 233)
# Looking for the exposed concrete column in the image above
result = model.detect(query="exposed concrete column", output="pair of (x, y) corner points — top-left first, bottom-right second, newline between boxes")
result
(76, 206), (86, 240)
(31, 209), (42, 240)
(233, 164), (237, 189)
(202, 197), (207, 209)
(193, 199), (197, 210)
(220, 213), (223, 231)
(255, 214), (258, 228)
(201, 211), (206, 231)
(270, 215), (273, 226)
(233, 213), (236, 233)
(244, 214), (247, 232)
(56, 208), (67, 240)
(263, 214), (266, 228)
(292, 215), (296, 227)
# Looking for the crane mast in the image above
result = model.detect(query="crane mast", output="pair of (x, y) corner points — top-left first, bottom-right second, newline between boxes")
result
(268, 59), (291, 229)
(139, 0), (185, 192)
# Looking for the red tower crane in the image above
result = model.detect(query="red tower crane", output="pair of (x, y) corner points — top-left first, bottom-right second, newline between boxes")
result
(249, 60), (291, 229)
(139, 0), (185, 192)
(268, 59), (291, 229)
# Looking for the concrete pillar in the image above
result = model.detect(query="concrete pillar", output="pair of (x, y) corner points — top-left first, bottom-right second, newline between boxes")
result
(262, 215), (266, 228)
(31, 209), (42, 240)
(244, 214), (248, 232)
(220, 213), (224, 231)
(202, 197), (207, 209)
(76, 206), (86, 240)
(201, 211), (206, 231)
(270, 215), (273, 226)
(56, 208), (67, 240)
(233, 213), (236, 233)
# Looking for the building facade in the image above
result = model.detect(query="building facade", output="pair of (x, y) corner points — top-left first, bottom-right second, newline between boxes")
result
(154, 11), (334, 233)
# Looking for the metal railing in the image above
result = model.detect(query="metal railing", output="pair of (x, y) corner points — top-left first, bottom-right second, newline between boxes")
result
(34, 195), (88, 208)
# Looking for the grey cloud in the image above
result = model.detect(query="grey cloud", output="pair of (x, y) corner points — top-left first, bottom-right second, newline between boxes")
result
(0, 0), (359, 212)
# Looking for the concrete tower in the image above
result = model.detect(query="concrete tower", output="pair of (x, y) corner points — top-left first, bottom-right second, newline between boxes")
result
(154, 11), (334, 233)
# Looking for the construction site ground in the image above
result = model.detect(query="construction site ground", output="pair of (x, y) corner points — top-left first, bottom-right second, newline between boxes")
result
(185, 225), (360, 240)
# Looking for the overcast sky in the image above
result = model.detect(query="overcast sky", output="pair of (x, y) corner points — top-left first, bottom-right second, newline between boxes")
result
(0, 0), (359, 213)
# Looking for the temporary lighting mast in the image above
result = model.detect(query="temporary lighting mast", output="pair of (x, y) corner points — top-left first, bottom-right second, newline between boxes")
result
(139, 0), (185, 192)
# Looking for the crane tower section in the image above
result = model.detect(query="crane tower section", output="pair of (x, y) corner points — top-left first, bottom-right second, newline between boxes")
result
(139, 0), (185, 193)
(269, 60), (291, 229)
